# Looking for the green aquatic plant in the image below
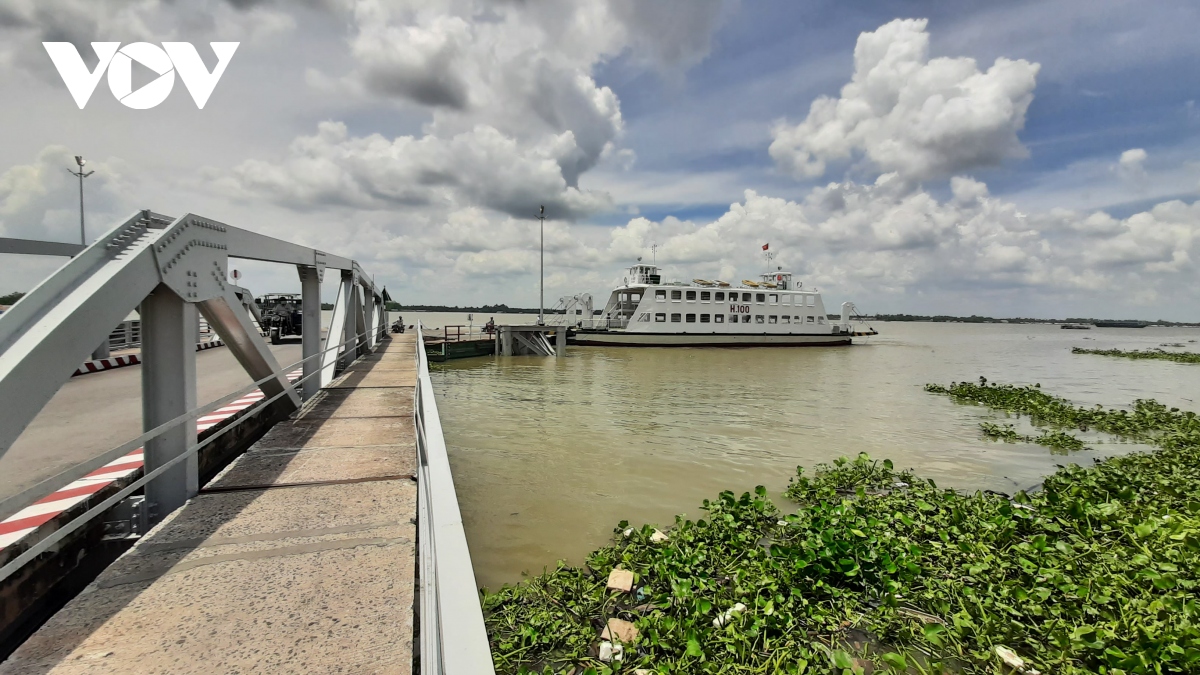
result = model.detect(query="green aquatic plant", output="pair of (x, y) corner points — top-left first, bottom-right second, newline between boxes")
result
(978, 421), (1089, 452)
(484, 385), (1200, 674)
(1072, 346), (1200, 364)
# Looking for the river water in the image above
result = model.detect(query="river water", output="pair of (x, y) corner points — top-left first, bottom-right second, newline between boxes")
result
(424, 318), (1200, 591)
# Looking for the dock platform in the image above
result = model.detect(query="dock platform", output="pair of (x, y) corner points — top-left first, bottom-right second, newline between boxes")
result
(1, 335), (420, 674)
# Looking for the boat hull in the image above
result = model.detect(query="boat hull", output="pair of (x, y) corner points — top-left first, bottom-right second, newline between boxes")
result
(568, 330), (857, 347)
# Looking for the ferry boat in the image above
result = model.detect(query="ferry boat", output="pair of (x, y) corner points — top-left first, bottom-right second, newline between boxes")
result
(568, 264), (876, 347)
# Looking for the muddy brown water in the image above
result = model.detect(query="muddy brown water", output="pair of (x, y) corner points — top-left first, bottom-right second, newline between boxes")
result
(428, 321), (1200, 590)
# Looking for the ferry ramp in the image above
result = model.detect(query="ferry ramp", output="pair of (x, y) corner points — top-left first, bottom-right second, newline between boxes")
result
(1, 335), (419, 674)
(0, 219), (494, 673)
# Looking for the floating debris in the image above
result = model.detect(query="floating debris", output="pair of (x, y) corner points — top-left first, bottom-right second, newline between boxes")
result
(605, 567), (633, 592)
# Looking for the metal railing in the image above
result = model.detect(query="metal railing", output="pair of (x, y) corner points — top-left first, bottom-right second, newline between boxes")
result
(0, 209), (391, 569)
(0, 326), (382, 584)
(414, 322), (495, 675)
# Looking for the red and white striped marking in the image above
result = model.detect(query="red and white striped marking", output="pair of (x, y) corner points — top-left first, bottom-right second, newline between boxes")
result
(0, 368), (302, 551)
(71, 333), (270, 377)
(73, 354), (141, 375)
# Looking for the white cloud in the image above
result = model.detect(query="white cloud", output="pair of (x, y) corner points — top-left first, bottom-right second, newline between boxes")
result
(216, 121), (613, 219)
(1116, 147), (1148, 185)
(769, 18), (1040, 182)
(596, 176), (1200, 306)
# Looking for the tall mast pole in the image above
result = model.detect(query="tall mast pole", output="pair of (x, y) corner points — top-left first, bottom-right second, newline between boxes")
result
(538, 205), (545, 326)
(68, 155), (94, 244)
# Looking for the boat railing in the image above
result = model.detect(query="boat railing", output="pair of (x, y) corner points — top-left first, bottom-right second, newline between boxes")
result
(422, 325), (497, 342)
(574, 316), (630, 330)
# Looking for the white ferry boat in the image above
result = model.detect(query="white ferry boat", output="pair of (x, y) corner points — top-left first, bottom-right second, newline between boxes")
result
(568, 264), (876, 347)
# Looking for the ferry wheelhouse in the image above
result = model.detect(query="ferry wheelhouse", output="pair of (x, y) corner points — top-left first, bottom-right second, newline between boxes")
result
(570, 264), (875, 347)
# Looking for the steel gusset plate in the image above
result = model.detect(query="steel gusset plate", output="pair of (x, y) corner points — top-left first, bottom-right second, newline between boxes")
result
(151, 214), (230, 302)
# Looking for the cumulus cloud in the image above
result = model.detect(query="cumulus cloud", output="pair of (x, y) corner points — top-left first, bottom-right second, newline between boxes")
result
(1116, 147), (1148, 185)
(222, 1), (726, 226)
(595, 176), (1200, 302)
(0, 0), (296, 78)
(217, 121), (612, 219)
(769, 18), (1040, 182)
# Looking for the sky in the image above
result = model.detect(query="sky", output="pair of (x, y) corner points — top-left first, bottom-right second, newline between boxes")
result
(0, 0), (1198, 320)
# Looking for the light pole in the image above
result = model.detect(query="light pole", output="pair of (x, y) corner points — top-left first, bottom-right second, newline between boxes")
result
(67, 155), (94, 245)
(538, 205), (545, 326)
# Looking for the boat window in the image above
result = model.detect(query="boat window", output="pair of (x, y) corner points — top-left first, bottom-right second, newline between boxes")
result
(700, 314), (710, 323)
(686, 313), (696, 323)
(769, 315), (777, 323)
(781, 295), (791, 305)
(807, 316), (815, 323)
(686, 290), (696, 301)
(755, 293), (765, 303)
(714, 315), (724, 323)
(655, 313), (666, 322)
(818, 317), (825, 324)
(700, 291), (711, 301)
(769, 294), (778, 304)
(741, 314), (751, 323)
(794, 315), (801, 322)
(807, 296), (815, 306)
(637, 313), (650, 322)
(742, 292), (752, 302)
(714, 292), (725, 301)
(631, 294), (641, 303)
(655, 290), (666, 301)
(729, 314), (738, 323)
(781, 316), (790, 323)
(755, 315), (765, 324)
(671, 313), (682, 322)
(671, 290), (682, 301)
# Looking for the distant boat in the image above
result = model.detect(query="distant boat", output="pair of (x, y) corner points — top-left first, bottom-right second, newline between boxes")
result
(1094, 320), (1148, 328)
(1060, 323), (1091, 330)
(567, 264), (876, 347)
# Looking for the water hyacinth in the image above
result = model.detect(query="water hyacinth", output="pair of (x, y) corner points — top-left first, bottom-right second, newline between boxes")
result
(1072, 347), (1200, 364)
(482, 381), (1200, 674)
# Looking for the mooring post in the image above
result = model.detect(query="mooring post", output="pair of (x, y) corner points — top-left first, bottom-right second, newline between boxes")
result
(298, 265), (321, 401)
(140, 285), (198, 522)
(499, 326), (513, 356)
(555, 326), (565, 358)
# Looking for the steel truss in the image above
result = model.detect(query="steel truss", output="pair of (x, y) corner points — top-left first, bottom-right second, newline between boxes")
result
(0, 210), (388, 523)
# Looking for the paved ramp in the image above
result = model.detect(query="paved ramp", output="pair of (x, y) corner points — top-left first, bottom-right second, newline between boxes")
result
(1, 334), (419, 674)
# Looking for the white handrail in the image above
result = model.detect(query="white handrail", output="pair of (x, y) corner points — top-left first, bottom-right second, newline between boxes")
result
(414, 322), (495, 674)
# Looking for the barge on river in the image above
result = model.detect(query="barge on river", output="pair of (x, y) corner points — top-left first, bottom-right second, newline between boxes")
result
(569, 264), (876, 347)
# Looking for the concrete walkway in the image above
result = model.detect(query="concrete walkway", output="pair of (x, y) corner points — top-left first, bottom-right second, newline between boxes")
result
(1, 335), (418, 674)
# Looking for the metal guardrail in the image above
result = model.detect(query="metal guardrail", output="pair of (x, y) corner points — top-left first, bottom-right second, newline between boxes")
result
(0, 211), (390, 563)
(0, 327), (381, 584)
(414, 322), (495, 675)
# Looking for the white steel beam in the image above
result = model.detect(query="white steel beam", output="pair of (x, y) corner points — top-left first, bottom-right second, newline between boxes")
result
(320, 271), (352, 386)
(197, 285), (301, 412)
(0, 238), (85, 257)
(298, 265), (321, 400)
(0, 212), (164, 459)
(225, 227), (352, 270)
(141, 285), (199, 518)
(353, 284), (367, 358)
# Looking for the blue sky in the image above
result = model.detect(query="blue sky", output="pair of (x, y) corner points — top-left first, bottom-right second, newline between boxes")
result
(0, 0), (1198, 319)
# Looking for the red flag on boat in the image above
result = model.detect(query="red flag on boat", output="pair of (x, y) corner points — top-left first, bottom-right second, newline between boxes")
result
(762, 243), (769, 251)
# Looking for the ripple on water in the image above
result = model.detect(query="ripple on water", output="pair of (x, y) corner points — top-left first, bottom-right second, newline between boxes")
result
(432, 321), (1200, 589)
